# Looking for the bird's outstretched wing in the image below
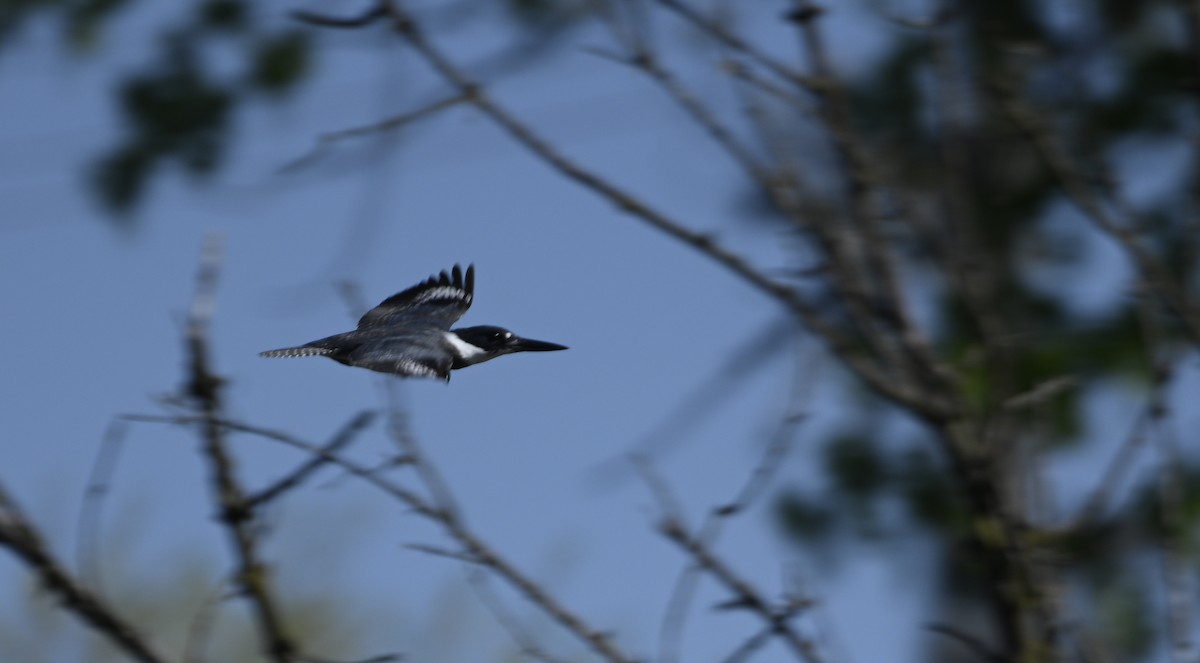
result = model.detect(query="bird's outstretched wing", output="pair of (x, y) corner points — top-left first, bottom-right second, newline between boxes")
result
(345, 335), (453, 380)
(357, 264), (474, 331)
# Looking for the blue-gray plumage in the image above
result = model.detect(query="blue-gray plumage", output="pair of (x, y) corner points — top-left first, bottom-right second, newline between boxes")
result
(259, 264), (567, 380)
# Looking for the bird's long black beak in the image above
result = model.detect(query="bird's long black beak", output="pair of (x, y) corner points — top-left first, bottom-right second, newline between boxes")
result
(511, 336), (568, 353)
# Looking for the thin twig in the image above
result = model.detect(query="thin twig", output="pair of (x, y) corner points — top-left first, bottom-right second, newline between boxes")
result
(375, 384), (636, 663)
(720, 625), (775, 663)
(280, 94), (471, 174)
(657, 341), (815, 663)
(926, 623), (1007, 663)
(653, 0), (813, 89)
(246, 410), (377, 509)
(183, 581), (231, 663)
(345, 1), (949, 423)
(76, 418), (129, 599)
(291, 7), (388, 29)
(788, 0), (955, 398)
(380, 381), (460, 519)
(125, 414), (437, 518)
(133, 408), (638, 663)
(466, 569), (569, 663)
(658, 517), (823, 663)
(720, 60), (813, 116)
(1074, 398), (1167, 526)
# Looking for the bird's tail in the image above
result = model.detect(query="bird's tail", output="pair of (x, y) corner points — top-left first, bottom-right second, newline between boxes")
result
(259, 346), (336, 359)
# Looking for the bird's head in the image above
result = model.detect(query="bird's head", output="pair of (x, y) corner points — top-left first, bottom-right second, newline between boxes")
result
(448, 325), (568, 368)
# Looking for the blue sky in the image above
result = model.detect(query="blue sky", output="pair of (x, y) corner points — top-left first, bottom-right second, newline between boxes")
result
(0, 2), (1029, 661)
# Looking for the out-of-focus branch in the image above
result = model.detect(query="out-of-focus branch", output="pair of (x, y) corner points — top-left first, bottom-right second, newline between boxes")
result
(0, 482), (171, 663)
(631, 0), (956, 418)
(291, 6), (388, 29)
(292, 2), (951, 426)
(658, 515), (823, 663)
(77, 418), (129, 598)
(583, 46), (773, 186)
(656, 342), (815, 663)
(925, 6), (1015, 411)
(719, 625), (775, 663)
(465, 569), (570, 663)
(280, 93), (470, 173)
(377, 386), (636, 663)
(183, 581), (228, 663)
(125, 414), (434, 516)
(246, 410), (377, 509)
(184, 234), (297, 663)
(994, 79), (1200, 346)
(134, 408), (638, 663)
(592, 31), (938, 415)
(926, 623), (1007, 663)
(1132, 291), (1198, 663)
(785, 0), (955, 396)
(632, 360), (821, 663)
(653, 0), (812, 89)
(1073, 399), (1162, 526)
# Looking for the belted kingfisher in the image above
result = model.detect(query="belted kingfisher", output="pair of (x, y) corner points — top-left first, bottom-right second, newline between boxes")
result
(260, 264), (567, 380)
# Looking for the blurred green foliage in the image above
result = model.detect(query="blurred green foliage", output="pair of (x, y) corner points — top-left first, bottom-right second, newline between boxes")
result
(2, 0), (1198, 659)
(766, 1), (1200, 660)
(0, 0), (579, 217)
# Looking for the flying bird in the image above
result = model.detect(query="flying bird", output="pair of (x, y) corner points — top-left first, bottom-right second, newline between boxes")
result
(260, 264), (567, 380)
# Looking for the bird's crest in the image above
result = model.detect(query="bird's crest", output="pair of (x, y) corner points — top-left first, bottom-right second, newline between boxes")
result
(356, 264), (474, 331)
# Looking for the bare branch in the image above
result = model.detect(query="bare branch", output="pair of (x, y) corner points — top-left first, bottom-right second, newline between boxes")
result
(133, 406), (638, 663)
(183, 581), (231, 663)
(926, 623), (1007, 663)
(246, 410), (377, 509)
(280, 94), (471, 173)
(354, 0), (951, 423)
(1074, 372), (1173, 527)
(76, 418), (129, 598)
(0, 482), (172, 663)
(658, 341), (814, 663)
(184, 233), (298, 663)
(720, 626), (775, 663)
(375, 385), (637, 663)
(653, 0), (812, 89)
(466, 569), (571, 663)
(290, 7), (389, 29)
(125, 414), (438, 519)
(658, 517), (823, 663)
